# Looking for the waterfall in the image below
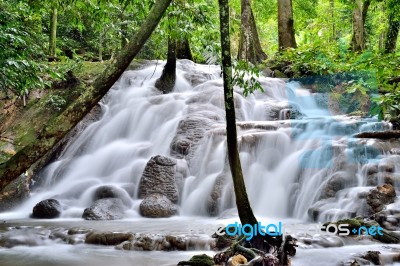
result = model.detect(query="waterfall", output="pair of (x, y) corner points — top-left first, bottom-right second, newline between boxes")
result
(2, 60), (395, 223)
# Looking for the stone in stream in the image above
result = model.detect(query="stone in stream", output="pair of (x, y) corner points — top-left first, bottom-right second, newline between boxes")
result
(82, 198), (125, 220)
(93, 185), (132, 208)
(85, 231), (133, 245)
(139, 193), (178, 218)
(366, 184), (396, 214)
(138, 155), (178, 203)
(31, 198), (62, 219)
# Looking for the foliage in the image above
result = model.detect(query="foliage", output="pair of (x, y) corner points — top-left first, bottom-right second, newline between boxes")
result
(232, 60), (264, 97)
(44, 95), (67, 111)
(0, 0), (50, 96)
(271, 41), (400, 120)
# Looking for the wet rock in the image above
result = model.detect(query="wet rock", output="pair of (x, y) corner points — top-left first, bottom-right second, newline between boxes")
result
(207, 174), (226, 216)
(367, 173), (378, 186)
(138, 155), (178, 203)
(118, 234), (171, 251)
(320, 172), (348, 199)
(364, 164), (378, 176)
(139, 193), (178, 218)
(68, 227), (91, 235)
(366, 184), (396, 214)
(82, 198), (125, 220)
(93, 185), (132, 208)
(361, 251), (381, 265)
(31, 199), (62, 219)
(170, 108), (222, 158)
(379, 162), (395, 173)
(85, 231), (133, 245)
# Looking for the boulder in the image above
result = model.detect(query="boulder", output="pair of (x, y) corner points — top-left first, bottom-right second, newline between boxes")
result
(139, 193), (178, 218)
(82, 198), (125, 220)
(93, 185), (132, 208)
(366, 184), (396, 214)
(320, 172), (347, 199)
(169, 106), (223, 158)
(138, 155), (178, 203)
(207, 174), (232, 216)
(32, 199), (62, 219)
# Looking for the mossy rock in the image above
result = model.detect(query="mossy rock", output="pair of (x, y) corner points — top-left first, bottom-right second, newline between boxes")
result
(177, 254), (214, 266)
(322, 218), (364, 235)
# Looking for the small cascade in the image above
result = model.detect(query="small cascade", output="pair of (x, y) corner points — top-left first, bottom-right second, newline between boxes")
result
(2, 60), (399, 225)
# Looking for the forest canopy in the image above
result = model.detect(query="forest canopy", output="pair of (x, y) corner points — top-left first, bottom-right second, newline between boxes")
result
(0, 0), (399, 120)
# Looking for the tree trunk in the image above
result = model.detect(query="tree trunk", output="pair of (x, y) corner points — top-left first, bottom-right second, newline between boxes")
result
(99, 31), (103, 62)
(278, 0), (297, 50)
(0, 0), (173, 192)
(238, 0), (267, 64)
(155, 38), (177, 93)
(176, 39), (193, 61)
(384, 11), (400, 53)
(351, 0), (368, 52)
(49, 7), (57, 58)
(218, 0), (258, 227)
(330, 0), (336, 41)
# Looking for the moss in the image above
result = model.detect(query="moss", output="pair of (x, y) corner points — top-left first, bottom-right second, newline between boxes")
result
(177, 254), (215, 266)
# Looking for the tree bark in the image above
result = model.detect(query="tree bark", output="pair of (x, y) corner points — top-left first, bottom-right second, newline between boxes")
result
(278, 0), (297, 50)
(218, 0), (258, 227)
(330, 0), (336, 41)
(155, 38), (177, 93)
(0, 0), (173, 192)
(176, 38), (193, 61)
(351, 0), (369, 52)
(49, 7), (57, 58)
(238, 0), (267, 64)
(384, 12), (400, 53)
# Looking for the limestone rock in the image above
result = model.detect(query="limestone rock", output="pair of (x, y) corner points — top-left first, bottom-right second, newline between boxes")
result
(138, 155), (178, 203)
(139, 193), (178, 218)
(32, 199), (62, 219)
(367, 184), (396, 214)
(82, 198), (125, 220)
(93, 185), (132, 208)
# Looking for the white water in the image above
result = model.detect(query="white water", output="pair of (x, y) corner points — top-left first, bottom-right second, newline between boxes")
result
(1, 60), (400, 265)
(1, 60), (396, 221)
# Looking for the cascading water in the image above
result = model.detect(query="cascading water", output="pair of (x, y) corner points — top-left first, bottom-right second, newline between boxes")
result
(1, 59), (398, 225)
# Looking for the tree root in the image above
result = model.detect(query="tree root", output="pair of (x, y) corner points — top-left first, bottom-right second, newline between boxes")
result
(213, 235), (297, 266)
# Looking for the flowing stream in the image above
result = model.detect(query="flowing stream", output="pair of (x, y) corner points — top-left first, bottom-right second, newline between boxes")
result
(1, 60), (400, 265)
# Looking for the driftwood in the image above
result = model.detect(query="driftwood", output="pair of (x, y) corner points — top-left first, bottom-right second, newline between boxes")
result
(354, 130), (400, 139)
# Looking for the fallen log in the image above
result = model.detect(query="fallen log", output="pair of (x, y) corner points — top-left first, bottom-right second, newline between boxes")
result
(354, 130), (400, 139)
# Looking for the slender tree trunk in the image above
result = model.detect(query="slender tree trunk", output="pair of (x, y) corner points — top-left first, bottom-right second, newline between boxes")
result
(155, 38), (177, 93)
(0, 0), (173, 192)
(330, 0), (336, 41)
(121, 22), (128, 48)
(351, 0), (369, 52)
(238, 0), (267, 64)
(278, 0), (297, 50)
(99, 31), (103, 62)
(384, 12), (400, 53)
(176, 38), (193, 61)
(49, 7), (58, 58)
(218, 0), (258, 227)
